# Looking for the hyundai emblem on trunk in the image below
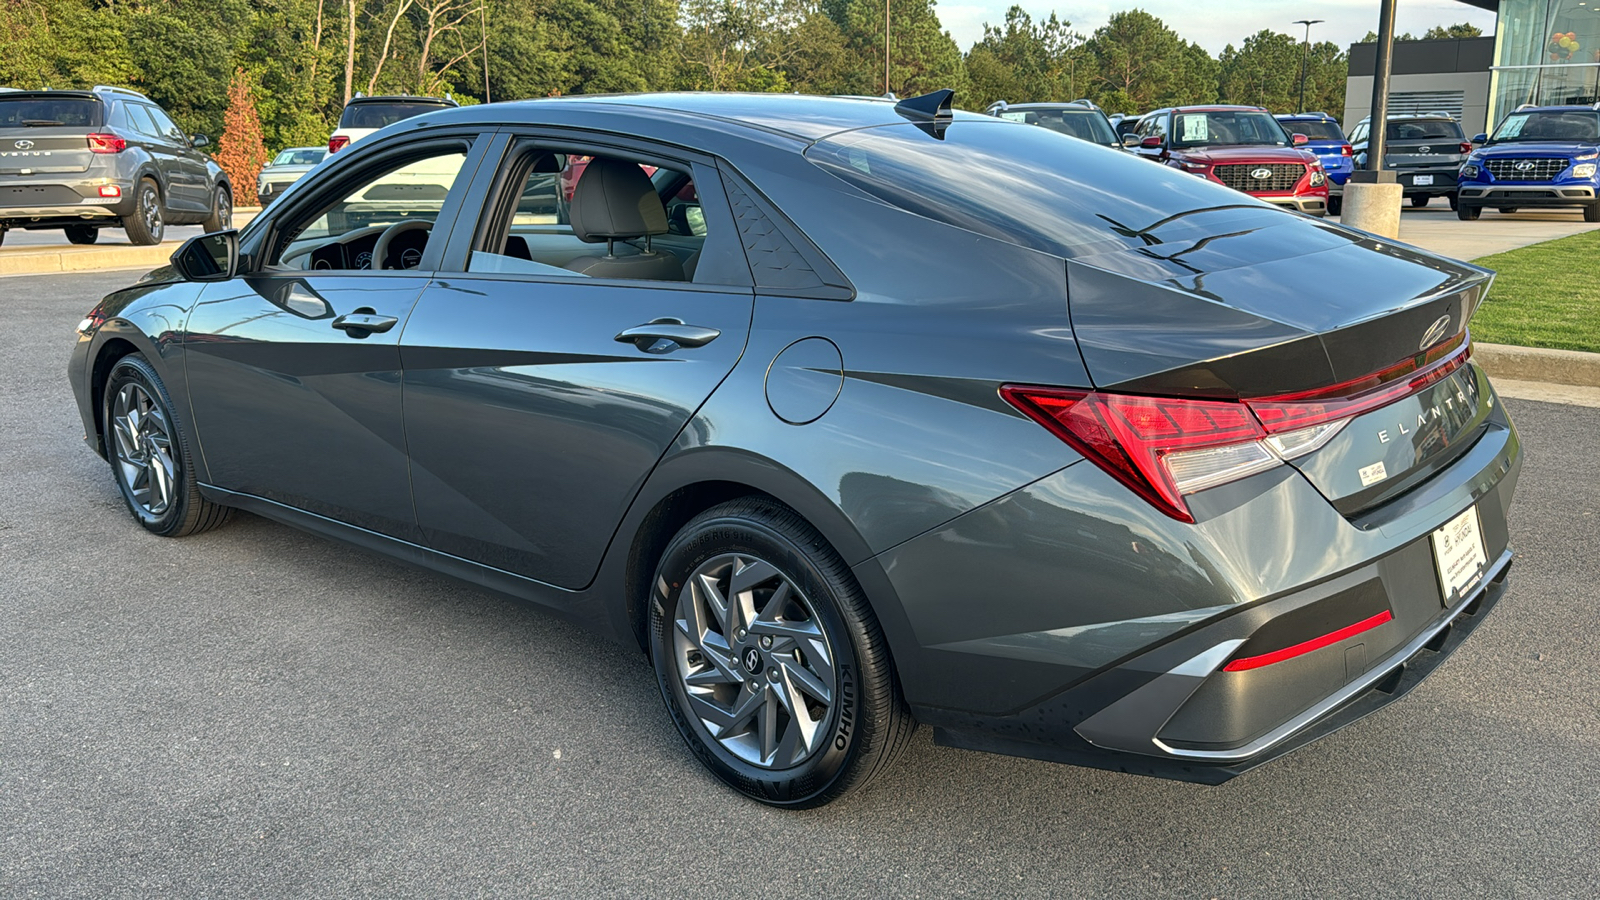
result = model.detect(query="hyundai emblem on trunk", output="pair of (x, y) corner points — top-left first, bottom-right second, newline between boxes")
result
(13, 140), (33, 150)
(1250, 168), (1273, 179)
(1421, 315), (1452, 350)
(1418, 146), (1431, 154)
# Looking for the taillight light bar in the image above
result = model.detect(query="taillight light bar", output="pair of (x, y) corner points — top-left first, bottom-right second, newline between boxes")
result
(1001, 330), (1472, 522)
(1222, 610), (1393, 671)
(328, 135), (351, 153)
(1340, 143), (1354, 157)
(1458, 141), (1475, 154)
(87, 133), (126, 153)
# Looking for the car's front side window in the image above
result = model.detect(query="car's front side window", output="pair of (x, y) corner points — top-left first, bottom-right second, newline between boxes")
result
(271, 145), (471, 272)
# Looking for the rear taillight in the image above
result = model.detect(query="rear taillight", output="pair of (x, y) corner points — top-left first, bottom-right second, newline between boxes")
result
(1002, 330), (1473, 522)
(1340, 143), (1353, 157)
(1244, 332), (1470, 433)
(87, 133), (126, 153)
(1458, 141), (1474, 154)
(328, 135), (350, 153)
(1000, 388), (1279, 523)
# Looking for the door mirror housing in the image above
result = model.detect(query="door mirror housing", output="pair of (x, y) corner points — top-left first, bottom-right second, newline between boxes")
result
(171, 230), (238, 282)
(1291, 133), (1309, 146)
(190, 134), (210, 148)
(1121, 133), (1143, 148)
(1472, 132), (1488, 144)
(1139, 135), (1163, 149)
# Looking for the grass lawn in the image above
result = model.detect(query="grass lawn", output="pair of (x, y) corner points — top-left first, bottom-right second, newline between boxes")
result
(1469, 229), (1600, 354)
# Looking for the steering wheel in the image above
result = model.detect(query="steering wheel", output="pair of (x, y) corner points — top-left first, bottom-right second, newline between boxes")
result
(372, 219), (432, 270)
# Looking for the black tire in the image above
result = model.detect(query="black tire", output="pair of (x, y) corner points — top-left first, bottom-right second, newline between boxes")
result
(1410, 194), (1429, 208)
(1449, 193), (1459, 211)
(1498, 207), (1519, 215)
(121, 178), (164, 245)
(649, 498), (913, 808)
(201, 185), (232, 232)
(1327, 195), (1342, 216)
(1585, 202), (1600, 223)
(65, 224), (99, 245)
(102, 354), (230, 537)
(1457, 203), (1481, 221)
(0, 228), (6, 248)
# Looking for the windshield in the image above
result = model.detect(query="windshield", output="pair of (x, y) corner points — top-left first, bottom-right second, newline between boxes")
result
(1491, 111), (1600, 143)
(272, 147), (327, 166)
(0, 97), (102, 128)
(1385, 120), (1462, 141)
(806, 120), (1278, 259)
(338, 102), (449, 130)
(999, 108), (1118, 145)
(1281, 120), (1344, 142)
(1170, 110), (1290, 148)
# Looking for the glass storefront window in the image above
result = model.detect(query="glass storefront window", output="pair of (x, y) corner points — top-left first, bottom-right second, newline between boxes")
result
(1490, 0), (1600, 127)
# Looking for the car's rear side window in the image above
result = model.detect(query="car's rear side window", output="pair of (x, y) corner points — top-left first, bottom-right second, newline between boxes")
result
(340, 103), (448, 130)
(0, 97), (102, 128)
(805, 120), (1264, 258)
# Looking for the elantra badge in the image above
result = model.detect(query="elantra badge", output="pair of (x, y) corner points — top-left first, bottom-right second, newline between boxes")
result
(13, 139), (34, 150)
(1250, 168), (1273, 179)
(1420, 315), (1452, 350)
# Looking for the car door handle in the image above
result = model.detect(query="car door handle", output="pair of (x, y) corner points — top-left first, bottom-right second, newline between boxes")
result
(331, 311), (399, 335)
(614, 319), (720, 349)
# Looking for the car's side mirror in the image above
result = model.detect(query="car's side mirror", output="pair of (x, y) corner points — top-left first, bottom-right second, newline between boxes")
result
(1139, 135), (1162, 149)
(1122, 133), (1143, 148)
(1472, 133), (1488, 144)
(1292, 133), (1309, 146)
(668, 203), (707, 236)
(171, 230), (238, 282)
(191, 134), (210, 148)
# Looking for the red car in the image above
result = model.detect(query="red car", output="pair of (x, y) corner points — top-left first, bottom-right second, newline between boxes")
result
(1130, 106), (1329, 216)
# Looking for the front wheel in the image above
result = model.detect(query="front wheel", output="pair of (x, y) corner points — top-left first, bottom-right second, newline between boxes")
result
(1327, 195), (1342, 216)
(102, 354), (230, 536)
(1457, 203), (1482, 221)
(65, 224), (99, 244)
(1410, 194), (1430, 208)
(649, 498), (913, 808)
(1585, 202), (1600, 223)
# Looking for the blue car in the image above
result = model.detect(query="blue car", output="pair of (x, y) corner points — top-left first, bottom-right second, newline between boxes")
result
(1457, 104), (1600, 221)
(1276, 113), (1353, 214)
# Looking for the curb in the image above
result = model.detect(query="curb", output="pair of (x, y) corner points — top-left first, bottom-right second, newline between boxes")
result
(1474, 342), (1600, 389)
(0, 209), (260, 277)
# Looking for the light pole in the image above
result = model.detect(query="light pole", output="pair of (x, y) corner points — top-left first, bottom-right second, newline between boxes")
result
(884, 0), (891, 96)
(1293, 19), (1324, 113)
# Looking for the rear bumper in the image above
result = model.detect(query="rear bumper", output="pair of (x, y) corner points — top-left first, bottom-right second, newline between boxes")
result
(1, 176), (137, 222)
(1395, 168), (1462, 196)
(1458, 184), (1596, 207)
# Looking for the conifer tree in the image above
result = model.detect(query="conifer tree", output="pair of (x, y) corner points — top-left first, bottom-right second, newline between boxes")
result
(217, 67), (271, 206)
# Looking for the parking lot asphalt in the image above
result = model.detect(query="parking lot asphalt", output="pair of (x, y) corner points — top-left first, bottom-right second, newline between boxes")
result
(4, 270), (1598, 899)
(1336, 204), (1600, 260)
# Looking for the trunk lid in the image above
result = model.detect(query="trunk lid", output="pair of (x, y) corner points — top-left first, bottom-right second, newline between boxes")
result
(0, 127), (97, 175)
(1065, 207), (1494, 514)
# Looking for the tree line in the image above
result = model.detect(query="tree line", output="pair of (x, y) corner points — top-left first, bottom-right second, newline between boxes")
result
(3, 0), (1482, 152)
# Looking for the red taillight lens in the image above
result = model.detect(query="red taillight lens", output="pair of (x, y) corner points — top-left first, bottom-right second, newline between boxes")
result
(98, 185), (121, 197)
(328, 135), (350, 153)
(1244, 332), (1471, 433)
(1340, 143), (1353, 157)
(1459, 141), (1474, 154)
(1000, 387), (1278, 523)
(87, 133), (126, 153)
(1222, 610), (1393, 671)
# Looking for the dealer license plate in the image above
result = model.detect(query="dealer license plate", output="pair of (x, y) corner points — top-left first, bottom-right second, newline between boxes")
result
(1432, 505), (1487, 605)
(1413, 174), (1435, 186)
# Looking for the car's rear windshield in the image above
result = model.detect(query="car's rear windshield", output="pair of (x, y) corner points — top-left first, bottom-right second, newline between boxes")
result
(272, 147), (326, 166)
(1170, 110), (1290, 148)
(1282, 120), (1344, 142)
(1491, 111), (1600, 142)
(805, 120), (1268, 259)
(1385, 119), (1462, 141)
(338, 102), (450, 130)
(0, 97), (102, 128)
(998, 108), (1117, 145)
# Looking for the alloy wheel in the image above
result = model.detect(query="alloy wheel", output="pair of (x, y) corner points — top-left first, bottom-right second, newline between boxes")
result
(670, 553), (837, 769)
(142, 185), (163, 237)
(110, 381), (176, 519)
(216, 190), (232, 228)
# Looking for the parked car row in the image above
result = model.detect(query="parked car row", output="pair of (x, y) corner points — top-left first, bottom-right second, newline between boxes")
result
(985, 98), (1600, 224)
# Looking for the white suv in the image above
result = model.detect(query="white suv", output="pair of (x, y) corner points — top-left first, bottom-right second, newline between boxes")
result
(326, 94), (457, 154)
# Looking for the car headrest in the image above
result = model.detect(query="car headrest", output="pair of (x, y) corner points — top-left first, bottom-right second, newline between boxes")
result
(569, 157), (668, 243)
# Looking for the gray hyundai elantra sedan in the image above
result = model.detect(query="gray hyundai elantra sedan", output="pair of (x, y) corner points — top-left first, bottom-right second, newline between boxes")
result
(68, 91), (1520, 808)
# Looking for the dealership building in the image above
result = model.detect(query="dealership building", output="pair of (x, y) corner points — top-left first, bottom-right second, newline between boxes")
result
(1344, 0), (1599, 135)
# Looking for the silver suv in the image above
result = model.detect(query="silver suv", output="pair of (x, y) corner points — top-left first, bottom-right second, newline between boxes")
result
(0, 86), (232, 246)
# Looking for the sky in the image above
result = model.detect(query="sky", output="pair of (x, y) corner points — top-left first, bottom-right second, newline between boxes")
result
(936, 0), (1500, 55)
